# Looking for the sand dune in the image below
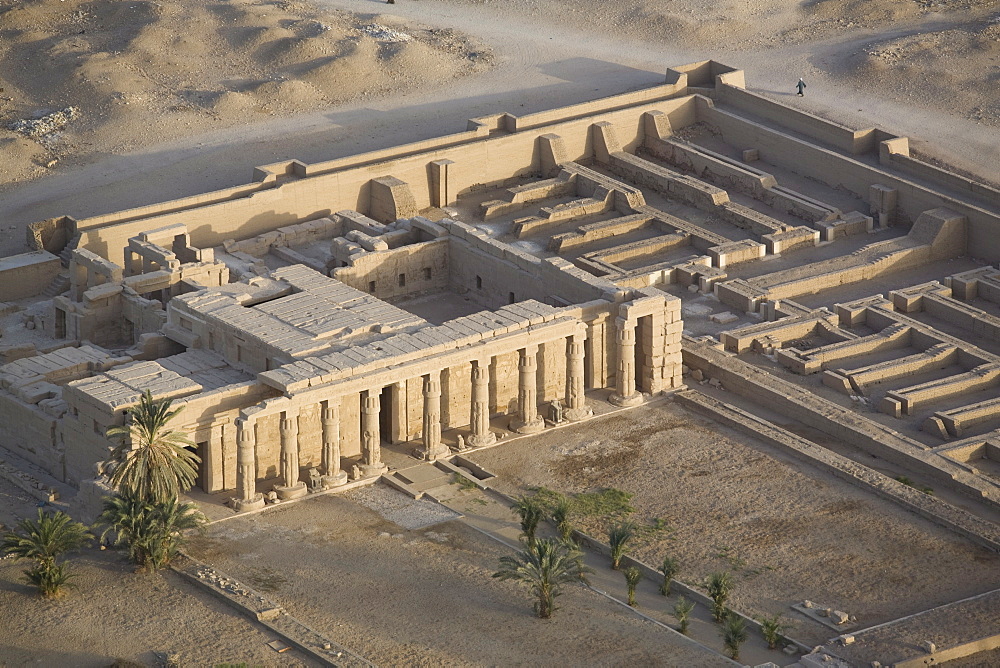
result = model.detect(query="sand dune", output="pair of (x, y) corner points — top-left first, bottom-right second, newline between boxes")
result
(845, 17), (1000, 126)
(0, 0), (492, 184)
(0, 0), (995, 191)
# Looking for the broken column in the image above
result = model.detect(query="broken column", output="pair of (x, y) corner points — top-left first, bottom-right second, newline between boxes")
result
(610, 317), (643, 406)
(360, 389), (388, 477)
(421, 372), (450, 460)
(275, 412), (307, 499)
(565, 333), (590, 421)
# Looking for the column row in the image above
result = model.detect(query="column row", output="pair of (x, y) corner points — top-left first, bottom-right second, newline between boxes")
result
(232, 330), (595, 508)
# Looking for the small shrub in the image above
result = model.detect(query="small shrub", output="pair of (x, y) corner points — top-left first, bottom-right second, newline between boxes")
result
(24, 562), (75, 599)
(706, 571), (734, 622)
(623, 566), (642, 606)
(569, 488), (635, 517)
(721, 611), (748, 660)
(3, 509), (92, 599)
(674, 595), (695, 634)
(512, 496), (544, 543)
(550, 495), (575, 542)
(658, 555), (680, 596)
(607, 521), (636, 570)
(759, 612), (786, 650)
(493, 538), (591, 619)
(454, 474), (477, 492)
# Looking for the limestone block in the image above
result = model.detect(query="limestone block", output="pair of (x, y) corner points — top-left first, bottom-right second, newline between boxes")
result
(710, 311), (740, 325)
(869, 184), (897, 226)
(763, 226), (820, 255)
(370, 176), (418, 223)
(821, 370), (854, 394)
(17, 381), (59, 404)
(879, 395), (904, 418)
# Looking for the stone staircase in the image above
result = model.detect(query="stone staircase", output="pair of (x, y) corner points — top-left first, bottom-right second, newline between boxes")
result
(59, 233), (82, 266)
(383, 462), (455, 500)
(383, 457), (494, 502)
(40, 272), (70, 299)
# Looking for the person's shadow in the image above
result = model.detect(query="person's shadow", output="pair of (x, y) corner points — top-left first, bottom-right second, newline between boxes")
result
(754, 88), (797, 96)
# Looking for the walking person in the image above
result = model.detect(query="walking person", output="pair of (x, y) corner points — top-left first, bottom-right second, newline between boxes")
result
(796, 78), (806, 97)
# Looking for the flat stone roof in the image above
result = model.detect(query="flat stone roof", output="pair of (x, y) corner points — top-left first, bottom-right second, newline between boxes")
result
(173, 265), (427, 358)
(260, 299), (564, 392)
(0, 250), (59, 270)
(67, 350), (249, 412)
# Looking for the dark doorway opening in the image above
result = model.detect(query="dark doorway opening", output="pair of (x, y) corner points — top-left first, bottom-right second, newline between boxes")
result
(379, 385), (393, 443)
(196, 441), (209, 492)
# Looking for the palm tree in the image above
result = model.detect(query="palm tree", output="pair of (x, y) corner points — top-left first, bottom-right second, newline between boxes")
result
(99, 494), (206, 571)
(659, 555), (680, 596)
(674, 596), (695, 634)
(551, 495), (574, 542)
(759, 612), (786, 650)
(607, 520), (636, 570)
(22, 561), (75, 598)
(707, 571), (734, 622)
(3, 509), (92, 598)
(105, 390), (200, 505)
(493, 538), (590, 619)
(721, 611), (748, 660)
(512, 495), (544, 543)
(623, 566), (642, 606)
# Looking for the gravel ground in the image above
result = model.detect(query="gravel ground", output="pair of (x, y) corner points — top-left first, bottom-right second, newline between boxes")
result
(185, 492), (722, 667)
(0, 478), (314, 667)
(465, 398), (1000, 647)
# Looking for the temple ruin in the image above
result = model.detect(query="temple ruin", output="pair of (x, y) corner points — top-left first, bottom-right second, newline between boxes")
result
(2, 57), (1000, 665)
(0, 59), (997, 522)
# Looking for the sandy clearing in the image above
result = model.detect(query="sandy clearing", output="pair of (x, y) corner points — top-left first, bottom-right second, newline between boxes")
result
(0, 476), (316, 667)
(463, 398), (1000, 647)
(186, 491), (723, 667)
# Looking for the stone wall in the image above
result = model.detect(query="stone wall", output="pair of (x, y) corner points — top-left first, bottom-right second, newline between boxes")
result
(0, 251), (61, 301)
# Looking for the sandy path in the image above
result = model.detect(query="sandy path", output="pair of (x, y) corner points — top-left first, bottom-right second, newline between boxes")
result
(1, 0), (997, 257)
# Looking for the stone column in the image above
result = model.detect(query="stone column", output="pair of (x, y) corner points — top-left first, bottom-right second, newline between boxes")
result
(233, 419), (264, 512)
(565, 333), (590, 421)
(275, 411), (307, 499)
(509, 345), (545, 434)
(421, 372), (449, 460)
(360, 390), (388, 477)
(611, 317), (643, 406)
(468, 358), (496, 447)
(321, 399), (348, 488)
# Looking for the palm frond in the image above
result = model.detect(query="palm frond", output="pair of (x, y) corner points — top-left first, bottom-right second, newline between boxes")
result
(105, 390), (200, 504)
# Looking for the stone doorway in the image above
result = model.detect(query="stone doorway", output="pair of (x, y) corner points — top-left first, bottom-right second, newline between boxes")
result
(379, 385), (393, 444)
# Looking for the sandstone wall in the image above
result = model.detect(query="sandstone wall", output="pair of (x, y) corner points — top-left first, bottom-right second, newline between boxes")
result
(0, 251), (61, 301)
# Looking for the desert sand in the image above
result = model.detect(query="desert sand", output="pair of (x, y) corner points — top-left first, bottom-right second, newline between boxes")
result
(0, 476), (316, 666)
(1, 0), (998, 258)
